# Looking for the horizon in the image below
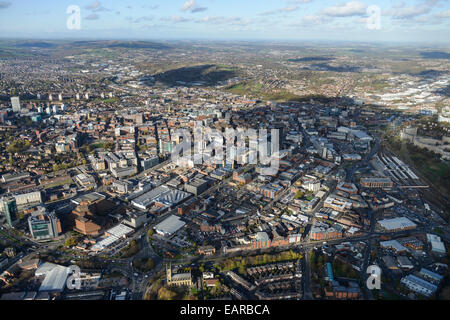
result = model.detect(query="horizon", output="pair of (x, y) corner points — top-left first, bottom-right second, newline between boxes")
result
(0, 0), (450, 44)
(1, 38), (450, 48)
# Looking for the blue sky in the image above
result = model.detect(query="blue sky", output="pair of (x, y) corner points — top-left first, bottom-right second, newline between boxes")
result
(0, 0), (450, 43)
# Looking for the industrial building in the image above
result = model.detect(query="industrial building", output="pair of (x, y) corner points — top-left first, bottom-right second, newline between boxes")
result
(131, 185), (171, 210)
(154, 214), (186, 237)
(400, 274), (438, 297)
(184, 178), (209, 196)
(360, 177), (394, 188)
(37, 264), (71, 293)
(377, 217), (417, 232)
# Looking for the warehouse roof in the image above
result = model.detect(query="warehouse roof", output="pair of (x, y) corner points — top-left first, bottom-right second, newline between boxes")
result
(132, 185), (171, 209)
(107, 223), (134, 238)
(39, 265), (70, 292)
(378, 217), (416, 230)
(154, 214), (186, 236)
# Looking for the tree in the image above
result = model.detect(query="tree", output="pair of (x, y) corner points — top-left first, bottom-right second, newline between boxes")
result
(157, 287), (178, 300)
(6, 139), (31, 154)
(65, 237), (77, 247)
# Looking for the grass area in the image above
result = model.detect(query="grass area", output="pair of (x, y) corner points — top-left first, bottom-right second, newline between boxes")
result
(404, 144), (450, 198)
(385, 129), (450, 201)
(133, 257), (155, 273)
(121, 240), (140, 258)
(227, 81), (338, 103)
(43, 178), (73, 190)
(0, 230), (20, 244)
(227, 81), (264, 97)
(294, 191), (304, 199)
(92, 97), (118, 103)
(216, 250), (301, 275)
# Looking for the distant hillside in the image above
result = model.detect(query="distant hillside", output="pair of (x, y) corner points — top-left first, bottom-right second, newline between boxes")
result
(69, 41), (170, 50)
(152, 64), (239, 87)
(288, 56), (334, 62)
(420, 51), (450, 60)
(15, 41), (56, 48)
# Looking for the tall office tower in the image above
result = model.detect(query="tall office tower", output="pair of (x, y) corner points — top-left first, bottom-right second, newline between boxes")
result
(58, 93), (63, 101)
(1, 197), (19, 228)
(28, 207), (62, 240)
(11, 97), (21, 113)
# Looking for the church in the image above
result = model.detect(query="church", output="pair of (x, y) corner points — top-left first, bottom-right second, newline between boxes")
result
(166, 263), (193, 287)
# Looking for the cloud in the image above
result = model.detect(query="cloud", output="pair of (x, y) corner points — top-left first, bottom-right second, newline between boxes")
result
(191, 7), (208, 13)
(142, 5), (159, 10)
(85, 1), (110, 12)
(86, 1), (101, 10)
(181, 0), (195, 11)
(384, 0), (439, 19)
(181, 0), (207, 13)
(133, 16), (154, 23)
(85, 13), (100, 20)
(322, 1), (367, 17)
(392, 2), (405, 9)
(162, 16), (192, 23)
(260, 5), (299, 16)
(298, 14), (332, 26)
(435, 10), (450, 18)
(0, 1), (11, 9)
(195, 16), (250, 27)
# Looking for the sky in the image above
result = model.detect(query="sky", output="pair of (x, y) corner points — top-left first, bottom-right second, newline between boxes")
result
(0, 0), (450, 43)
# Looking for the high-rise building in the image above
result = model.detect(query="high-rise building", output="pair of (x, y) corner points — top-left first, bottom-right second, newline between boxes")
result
(1, 197), (19, 227)
(28, 207), (62, 240)
(10, 97), (21, 113)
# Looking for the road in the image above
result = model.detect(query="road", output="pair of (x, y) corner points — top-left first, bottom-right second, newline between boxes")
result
(302, 248), (313, 300)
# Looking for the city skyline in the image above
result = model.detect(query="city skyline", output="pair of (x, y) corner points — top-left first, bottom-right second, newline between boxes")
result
(0, 0), (450, 43)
